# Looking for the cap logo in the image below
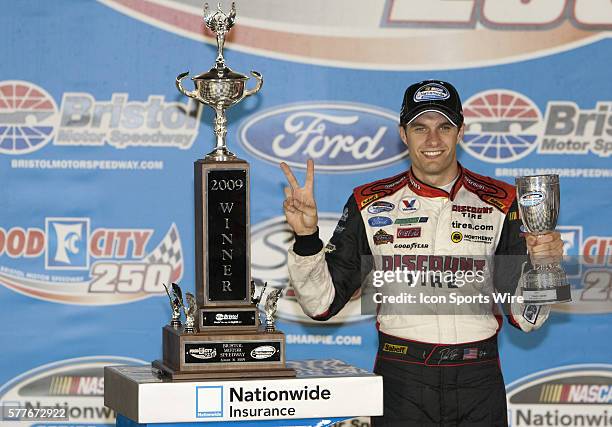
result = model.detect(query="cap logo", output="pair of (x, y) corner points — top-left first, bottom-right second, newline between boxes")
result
(414, 83), (450, 102)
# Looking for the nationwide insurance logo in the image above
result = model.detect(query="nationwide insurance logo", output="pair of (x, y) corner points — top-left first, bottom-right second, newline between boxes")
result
(506, 365), (612, 427)
(461, 89), (612, 163)
(99, 0), (612, 69)
(0, 218), (183, 304)
(0, 81), (201, 155)
(0, 356), (145, 427)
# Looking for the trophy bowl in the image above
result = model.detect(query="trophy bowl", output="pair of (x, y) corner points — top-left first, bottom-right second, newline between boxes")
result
(516, 175), (560, 235)
(176, 68), (262, 109)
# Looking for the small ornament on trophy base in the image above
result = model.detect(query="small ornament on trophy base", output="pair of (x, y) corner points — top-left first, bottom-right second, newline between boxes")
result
(265, 289), (282, 333)
(153, 2), (294, 380)
(163, 284), (182, 328)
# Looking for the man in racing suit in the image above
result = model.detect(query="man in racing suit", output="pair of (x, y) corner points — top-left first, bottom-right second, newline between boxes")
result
(280, 80), (563, 426)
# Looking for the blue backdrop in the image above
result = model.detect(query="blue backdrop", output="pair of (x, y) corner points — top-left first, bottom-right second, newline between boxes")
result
(1, 1), (611, 425)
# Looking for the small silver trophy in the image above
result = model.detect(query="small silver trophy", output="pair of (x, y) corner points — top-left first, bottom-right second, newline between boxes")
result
(163, 284), (182, 328)
(516, 175), (571, 305)
(184, 293), (197, 334)
(264, 289), (282, 332)
(176, 1), (262, 161)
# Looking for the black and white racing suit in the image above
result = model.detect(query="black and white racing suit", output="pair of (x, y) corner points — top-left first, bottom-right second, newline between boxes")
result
(287, 164), (550, 426)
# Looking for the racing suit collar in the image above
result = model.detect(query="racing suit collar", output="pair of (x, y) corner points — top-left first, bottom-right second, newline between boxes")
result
(407, 163), (464, 200)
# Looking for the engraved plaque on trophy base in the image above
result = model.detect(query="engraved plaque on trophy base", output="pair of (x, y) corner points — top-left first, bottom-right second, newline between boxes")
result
(153, 325), (295, 380)
(199, 306), (259, 330)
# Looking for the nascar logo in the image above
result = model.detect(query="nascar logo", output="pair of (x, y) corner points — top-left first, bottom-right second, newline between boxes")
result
(0, 356), (146, 424)
(506, 364), (612, 426)
(0, 80), (201, 155)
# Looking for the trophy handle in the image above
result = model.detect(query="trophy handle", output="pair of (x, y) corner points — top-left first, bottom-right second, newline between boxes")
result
(176, 72), (199, 100)
(241, 71), (263, 100)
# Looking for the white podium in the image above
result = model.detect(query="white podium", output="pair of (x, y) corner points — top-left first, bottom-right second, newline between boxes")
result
(105, 359), (383, 427)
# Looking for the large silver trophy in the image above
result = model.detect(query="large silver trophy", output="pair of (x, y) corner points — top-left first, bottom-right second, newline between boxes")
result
(153, 2), (294, 380)
(515, 175), (571, 305)
(176, 2), (262, 161)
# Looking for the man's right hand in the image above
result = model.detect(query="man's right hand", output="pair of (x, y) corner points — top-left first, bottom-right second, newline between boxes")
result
(280, 159), (318, 236)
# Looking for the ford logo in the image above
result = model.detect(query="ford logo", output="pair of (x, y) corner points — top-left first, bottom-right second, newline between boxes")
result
(238, 102), (407, 171)
(368, 216), (393, 227)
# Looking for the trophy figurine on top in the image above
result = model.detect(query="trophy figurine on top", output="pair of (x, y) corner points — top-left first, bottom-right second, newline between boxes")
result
(153, 2), (294, 380)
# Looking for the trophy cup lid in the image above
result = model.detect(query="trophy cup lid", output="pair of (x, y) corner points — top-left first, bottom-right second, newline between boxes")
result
(193, 65), (248, 81)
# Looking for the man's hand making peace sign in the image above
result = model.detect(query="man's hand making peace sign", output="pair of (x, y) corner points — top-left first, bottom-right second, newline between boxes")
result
(280, 159), (319, 236)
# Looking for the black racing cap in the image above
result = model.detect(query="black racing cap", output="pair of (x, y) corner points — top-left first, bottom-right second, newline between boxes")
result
(400, 80), (463, 127)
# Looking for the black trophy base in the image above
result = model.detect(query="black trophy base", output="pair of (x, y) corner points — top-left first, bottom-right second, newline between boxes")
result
(156, 325), (295, 380)
(522, 284), (572, 305)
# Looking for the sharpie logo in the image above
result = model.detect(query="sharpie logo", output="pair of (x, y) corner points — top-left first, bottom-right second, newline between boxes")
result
(239, 103), (407, 171)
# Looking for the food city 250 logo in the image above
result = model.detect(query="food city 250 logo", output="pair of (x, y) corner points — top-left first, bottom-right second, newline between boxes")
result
(554, 225), (612, 314)
(460, 89), (612, 163)
(0, 218), (183, 304)
(238, 102), (407, 172)
(0, 80), (201, 155)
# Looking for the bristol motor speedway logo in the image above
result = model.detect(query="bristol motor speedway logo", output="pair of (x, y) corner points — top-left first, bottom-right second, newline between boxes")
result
(0, 356), (146, 427)
(250, 214), (371, 324)
(238, 102), (407, 172)
(506, 364), (612, 427)
(0, 80), (201, 155)
(0, 218), (183, 304)
(461, 89), (612, 163)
